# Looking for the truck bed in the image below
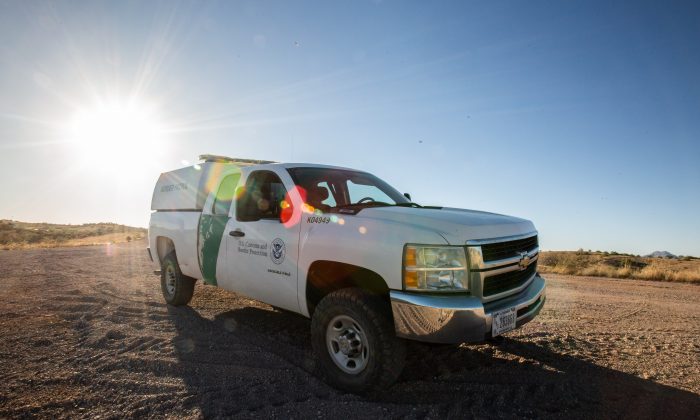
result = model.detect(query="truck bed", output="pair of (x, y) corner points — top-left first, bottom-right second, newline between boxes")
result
(148, 211), (203, 280)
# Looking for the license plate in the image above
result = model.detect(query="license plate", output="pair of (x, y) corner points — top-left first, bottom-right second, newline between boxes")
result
(492, 307), (517, 337)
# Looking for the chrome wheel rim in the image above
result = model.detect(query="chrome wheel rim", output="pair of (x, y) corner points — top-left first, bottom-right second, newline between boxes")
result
(165, 265), (176, 296)
(326, 315), (369, 374)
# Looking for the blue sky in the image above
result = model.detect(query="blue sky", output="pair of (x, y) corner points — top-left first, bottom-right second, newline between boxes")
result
(1, 1), (698, 256)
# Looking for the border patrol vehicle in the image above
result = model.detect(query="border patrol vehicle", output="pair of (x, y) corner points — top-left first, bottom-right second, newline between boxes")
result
(148, 154), (546, 392)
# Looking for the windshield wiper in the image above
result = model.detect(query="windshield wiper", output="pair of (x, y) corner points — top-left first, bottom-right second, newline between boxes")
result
(332, 201), (423, 214)
(335, 201), (393, 210)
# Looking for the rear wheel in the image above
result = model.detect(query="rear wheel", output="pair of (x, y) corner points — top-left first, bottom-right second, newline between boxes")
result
(160, 252), (195, 306)
(311, 288), (405, 394)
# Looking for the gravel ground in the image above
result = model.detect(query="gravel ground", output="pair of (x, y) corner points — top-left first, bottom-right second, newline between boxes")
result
(1, 241), (699, 419)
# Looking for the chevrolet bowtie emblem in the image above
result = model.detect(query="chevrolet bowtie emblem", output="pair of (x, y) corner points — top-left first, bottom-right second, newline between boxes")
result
(518, 251), (531, 270)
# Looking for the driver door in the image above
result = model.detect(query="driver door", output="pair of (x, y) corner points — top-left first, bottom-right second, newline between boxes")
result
(223, 170), (301, 312)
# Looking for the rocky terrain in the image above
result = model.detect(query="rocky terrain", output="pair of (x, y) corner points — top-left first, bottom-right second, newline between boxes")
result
(1, 242), (699, 418)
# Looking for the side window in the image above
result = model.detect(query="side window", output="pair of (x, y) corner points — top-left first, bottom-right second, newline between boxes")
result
(237, 171), (288, 222)
(212, 174), (240, 215)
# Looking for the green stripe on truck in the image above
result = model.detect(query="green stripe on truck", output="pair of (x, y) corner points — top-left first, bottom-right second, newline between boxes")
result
(198, 214), (229, 286)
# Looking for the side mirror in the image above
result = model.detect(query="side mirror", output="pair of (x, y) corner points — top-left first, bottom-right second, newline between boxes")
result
(403, 192), (412, 201)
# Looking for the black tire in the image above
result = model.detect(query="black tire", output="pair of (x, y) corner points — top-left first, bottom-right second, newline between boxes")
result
(160, 252), (195, 306)
(311, 288), (406, 394)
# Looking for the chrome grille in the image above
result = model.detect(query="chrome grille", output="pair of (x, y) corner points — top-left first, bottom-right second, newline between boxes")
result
(467, 232), (540, 302)
(481, 235), (538, 262)
(482, 262), (537, 297)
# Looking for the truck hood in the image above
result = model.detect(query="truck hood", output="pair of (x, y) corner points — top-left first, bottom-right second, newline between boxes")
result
(354, 206), (536, 244)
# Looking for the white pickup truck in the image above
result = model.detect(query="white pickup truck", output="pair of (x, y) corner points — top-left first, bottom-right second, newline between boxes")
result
(148, 155), (546, 393)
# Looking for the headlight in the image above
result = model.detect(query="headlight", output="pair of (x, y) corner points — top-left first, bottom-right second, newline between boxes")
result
(403, 245), (468, 292)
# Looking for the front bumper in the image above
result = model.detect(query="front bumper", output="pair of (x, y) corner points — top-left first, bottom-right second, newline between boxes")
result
(389, 275), (546, 343)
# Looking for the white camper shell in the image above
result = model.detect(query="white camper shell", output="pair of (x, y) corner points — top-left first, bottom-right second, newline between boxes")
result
(151, 156), (275, 211)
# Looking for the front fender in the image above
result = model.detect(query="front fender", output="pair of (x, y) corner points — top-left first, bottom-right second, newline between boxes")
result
(297, 214), (446, 317)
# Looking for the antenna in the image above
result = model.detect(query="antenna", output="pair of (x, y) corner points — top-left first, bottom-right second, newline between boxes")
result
(198, 154), (277, 165)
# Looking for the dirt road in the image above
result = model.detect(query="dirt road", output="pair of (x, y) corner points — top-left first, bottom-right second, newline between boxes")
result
(1, 242), (699, 418)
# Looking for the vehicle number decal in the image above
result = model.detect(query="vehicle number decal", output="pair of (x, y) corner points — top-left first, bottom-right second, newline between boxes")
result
(307, 216), (330, 224)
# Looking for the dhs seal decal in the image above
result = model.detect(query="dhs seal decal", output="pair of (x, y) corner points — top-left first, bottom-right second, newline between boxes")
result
(270, 238), (286, 265)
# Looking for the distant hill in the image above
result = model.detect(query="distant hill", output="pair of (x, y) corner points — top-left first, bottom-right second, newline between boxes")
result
(645, 251), (678, 259)
(0, 220), (146, 250)
(539, 251), (699, 283)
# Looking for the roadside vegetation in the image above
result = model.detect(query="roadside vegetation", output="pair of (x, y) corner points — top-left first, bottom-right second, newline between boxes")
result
(2, 220), (697, 284)
(0, 220), (146, 250)
(539, 250), (700, 283)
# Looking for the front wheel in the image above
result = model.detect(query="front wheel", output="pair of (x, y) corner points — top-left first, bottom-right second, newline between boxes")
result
(160, 252), (195, 306)
(311, 288), (406, 394)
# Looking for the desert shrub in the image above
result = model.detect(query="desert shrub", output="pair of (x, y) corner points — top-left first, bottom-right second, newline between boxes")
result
(605, 257), (646, 270)
(539, 252), (592, 275)
(637, 264), (700, 282)
(581, 266), (606, 277)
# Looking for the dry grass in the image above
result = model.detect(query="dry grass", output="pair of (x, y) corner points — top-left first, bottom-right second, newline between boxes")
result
(0, 220), (146, 250)
(539, 251), (700, 283)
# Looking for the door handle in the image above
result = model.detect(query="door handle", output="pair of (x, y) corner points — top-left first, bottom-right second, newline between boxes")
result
(229, 230), (245, 237)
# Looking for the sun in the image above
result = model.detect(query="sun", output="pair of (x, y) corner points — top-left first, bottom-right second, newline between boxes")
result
(66, 96), (166, 178)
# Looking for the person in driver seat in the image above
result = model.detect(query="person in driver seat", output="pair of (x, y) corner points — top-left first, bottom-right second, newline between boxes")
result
(306, 185), (331, 213)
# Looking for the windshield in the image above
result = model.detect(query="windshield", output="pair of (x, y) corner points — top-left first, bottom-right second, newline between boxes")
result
(287, 167), (410, 212)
